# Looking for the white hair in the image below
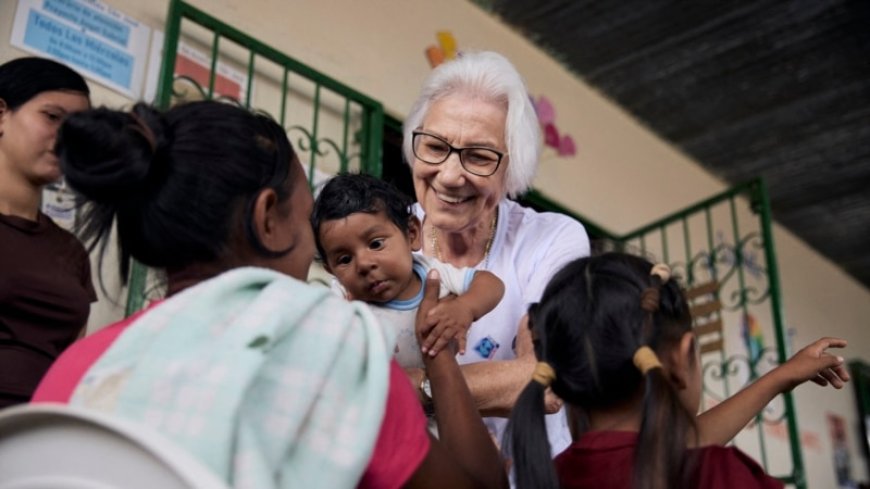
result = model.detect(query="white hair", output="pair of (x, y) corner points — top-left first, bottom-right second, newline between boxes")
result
(403, 51), (541, 198)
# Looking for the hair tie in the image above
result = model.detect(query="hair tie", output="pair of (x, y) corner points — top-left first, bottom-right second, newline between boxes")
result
(532, 362), (556, 387)
(640, 288), (660, 312)
(650, 263), (671, 283)
(633, 346), (662, 375)
(128, 111), (157, 154)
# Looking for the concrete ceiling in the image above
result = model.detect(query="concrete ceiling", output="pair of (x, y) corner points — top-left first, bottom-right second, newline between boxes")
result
(475, 0), (870, 290)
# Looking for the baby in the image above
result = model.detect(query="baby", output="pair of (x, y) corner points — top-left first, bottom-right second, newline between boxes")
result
(311, 173), (504, 368)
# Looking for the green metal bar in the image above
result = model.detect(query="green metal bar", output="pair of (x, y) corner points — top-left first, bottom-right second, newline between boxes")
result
(308, 84), (321, 187)
(365, 105), (385, 177)
(279, 68), (288, 126)
(341, 98), (351, 173)
(207, 32), (220, 98)
(660, 225), (669, 264)
(705, 207), (717, 282)
(682, 217), (692, 284)
(757, 179), (805, 488)
(729, 196), (751, 360)
(705, 204), (732, 406)
(155, 0), (182, 109)
(124, 263), (148, 317)
(244, 51), (255, 107)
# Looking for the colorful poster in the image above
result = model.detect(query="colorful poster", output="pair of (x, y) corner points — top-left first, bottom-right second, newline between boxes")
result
(741, 312), (765, 364)
(10, 0), (151, 98)
(143, 31), (249, 104)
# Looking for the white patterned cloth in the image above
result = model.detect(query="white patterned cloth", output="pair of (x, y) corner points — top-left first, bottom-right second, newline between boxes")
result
(71, 267), (395, 489)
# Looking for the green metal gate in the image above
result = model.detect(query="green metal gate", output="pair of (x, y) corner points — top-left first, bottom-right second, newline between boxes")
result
(125, 0), (384, 314)
(530, 180), (804, 486)
(618, 179), (803, 487)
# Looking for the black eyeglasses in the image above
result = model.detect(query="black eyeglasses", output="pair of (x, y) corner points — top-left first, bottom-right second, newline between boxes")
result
(412, 131), (505, 177)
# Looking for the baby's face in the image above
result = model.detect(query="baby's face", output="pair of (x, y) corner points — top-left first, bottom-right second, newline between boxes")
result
(319, 211), (421, 303)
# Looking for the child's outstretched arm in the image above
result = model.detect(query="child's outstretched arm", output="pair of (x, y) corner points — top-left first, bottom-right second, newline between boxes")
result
(419, 271), (505, 357)
(696, 337), (849, 446)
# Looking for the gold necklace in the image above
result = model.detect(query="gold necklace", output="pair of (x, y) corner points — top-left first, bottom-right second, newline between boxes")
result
(430, 207), (498, 269)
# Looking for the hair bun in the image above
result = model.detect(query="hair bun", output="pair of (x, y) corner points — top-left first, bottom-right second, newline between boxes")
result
(58, 104), (170, 205)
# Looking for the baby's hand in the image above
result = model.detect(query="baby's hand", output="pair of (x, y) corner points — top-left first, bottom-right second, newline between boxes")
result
(420, 297), (475, 357)
(779, 337), (849, 390)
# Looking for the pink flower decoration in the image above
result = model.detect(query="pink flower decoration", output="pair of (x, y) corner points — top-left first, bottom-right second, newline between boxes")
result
(535, 95), (556, 125)
(558, 135), (576, 157)
(543, 123), (560, 148)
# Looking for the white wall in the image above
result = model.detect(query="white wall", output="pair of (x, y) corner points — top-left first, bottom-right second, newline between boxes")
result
(2, 0), (868, 486)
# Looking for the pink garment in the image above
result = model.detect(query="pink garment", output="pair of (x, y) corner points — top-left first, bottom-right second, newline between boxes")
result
(554, 431), (784, 489)
(33, 302), (430, 489)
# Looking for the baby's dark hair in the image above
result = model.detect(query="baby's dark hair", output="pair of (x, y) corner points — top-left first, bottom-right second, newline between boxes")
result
(310, 173), (413, 260)
(57, 101), (297, 283)
(506, 252), (697, 489)
(0, 57), (89, 109)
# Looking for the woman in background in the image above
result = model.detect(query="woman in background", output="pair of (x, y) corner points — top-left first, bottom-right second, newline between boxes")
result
(0, 57), (93, 408)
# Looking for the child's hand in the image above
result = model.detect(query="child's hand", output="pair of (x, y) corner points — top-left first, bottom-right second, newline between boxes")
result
(420, 296), (475, 357)
(779, 337), (849, 390)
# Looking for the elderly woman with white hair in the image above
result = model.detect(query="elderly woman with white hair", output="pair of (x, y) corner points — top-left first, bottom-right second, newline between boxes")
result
(403, 51), (590, 455)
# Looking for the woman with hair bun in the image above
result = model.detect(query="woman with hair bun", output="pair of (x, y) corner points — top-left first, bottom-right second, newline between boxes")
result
(0, 57), (92, 408)
(34, 101), (508, 489)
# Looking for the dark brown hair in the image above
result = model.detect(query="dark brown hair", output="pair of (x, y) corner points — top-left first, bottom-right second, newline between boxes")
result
(506, 252), (697, 489)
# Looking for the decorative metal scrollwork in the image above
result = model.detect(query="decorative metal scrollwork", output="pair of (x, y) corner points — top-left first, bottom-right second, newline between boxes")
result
(701, 348), (787, 424)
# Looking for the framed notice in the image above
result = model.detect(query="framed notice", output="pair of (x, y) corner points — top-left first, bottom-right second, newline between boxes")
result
(10, 0), (151, 98)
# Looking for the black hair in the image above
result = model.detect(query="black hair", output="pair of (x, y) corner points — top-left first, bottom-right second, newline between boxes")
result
(310, 173), (413, 260)
(0, 57), (89, 109)
(57, 101), (297, 283)
(506, 252), (697, 489)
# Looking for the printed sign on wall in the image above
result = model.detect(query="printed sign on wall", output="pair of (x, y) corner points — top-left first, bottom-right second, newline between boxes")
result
(10, 0), (151, 98)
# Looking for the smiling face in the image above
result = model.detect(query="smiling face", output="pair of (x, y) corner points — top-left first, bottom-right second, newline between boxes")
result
(412, 94), (508, 234)
(319, 210), (422, 303)
(0, 90), (90, 186)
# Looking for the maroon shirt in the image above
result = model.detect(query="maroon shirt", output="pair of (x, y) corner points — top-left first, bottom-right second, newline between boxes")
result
(555, 431), (784, 489)
(0, 211), (95, 403)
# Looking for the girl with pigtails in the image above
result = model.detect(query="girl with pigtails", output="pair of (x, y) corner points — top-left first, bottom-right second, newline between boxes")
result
(507, 252), (850, 489)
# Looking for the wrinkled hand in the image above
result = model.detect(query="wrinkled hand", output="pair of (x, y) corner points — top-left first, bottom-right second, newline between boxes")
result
(781, 337), (849, 390)
(544, 387), (564, 414)
(514, 314), (535, 359)
(416, 270), (458, 357)
(420, 296), (474, 357)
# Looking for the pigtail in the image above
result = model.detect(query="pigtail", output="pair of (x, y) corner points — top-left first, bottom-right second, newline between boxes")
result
(633, 264), (697, 489)
(634, 368), (696, 489)
(507, 377), (559, 489)
(506, 304), (559, 489)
